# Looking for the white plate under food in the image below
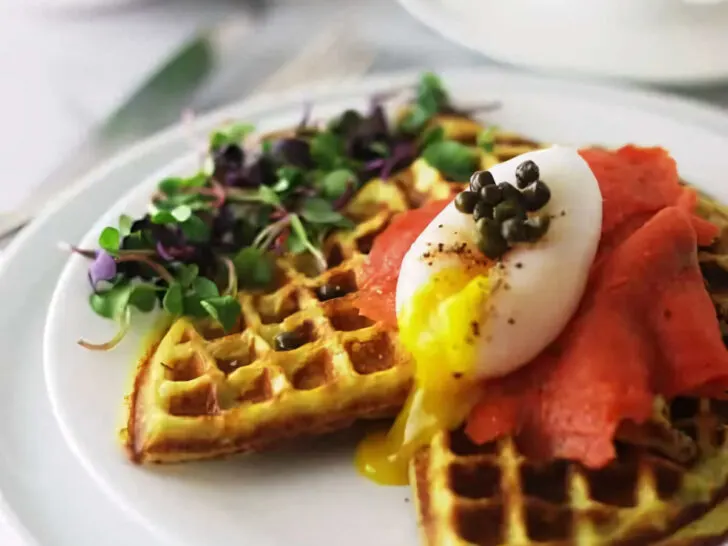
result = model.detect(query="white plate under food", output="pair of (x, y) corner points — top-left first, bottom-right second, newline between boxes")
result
(398, 0), (728, 85)
(0, 69), (727, 546)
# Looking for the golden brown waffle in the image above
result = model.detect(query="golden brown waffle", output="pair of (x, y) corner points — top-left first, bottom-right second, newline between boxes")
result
(411, 398), (728, 546)
(123, 115), (537, 463)
(411, 190), (728, 546)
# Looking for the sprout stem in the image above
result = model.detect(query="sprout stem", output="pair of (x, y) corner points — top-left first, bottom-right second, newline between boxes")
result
(115, 254), (175, 284)
(77, 308), (131, 351)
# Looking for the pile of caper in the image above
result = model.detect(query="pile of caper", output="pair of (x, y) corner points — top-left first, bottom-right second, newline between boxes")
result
(454, 159), (552, 259)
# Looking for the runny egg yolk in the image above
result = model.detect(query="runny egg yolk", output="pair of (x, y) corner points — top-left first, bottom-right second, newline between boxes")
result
(355, 266), (492, 485)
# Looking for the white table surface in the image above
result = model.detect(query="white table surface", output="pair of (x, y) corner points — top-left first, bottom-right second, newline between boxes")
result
(1, 0), (728, 543)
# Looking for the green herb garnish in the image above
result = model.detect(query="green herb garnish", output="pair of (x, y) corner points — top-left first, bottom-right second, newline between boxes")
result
(73, 72), (472, 350)
(422, 140), (479, 181)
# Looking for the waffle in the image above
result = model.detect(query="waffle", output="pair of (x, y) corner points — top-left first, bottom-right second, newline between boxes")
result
(123, 115), (537, 463)
(411, 190), (728, 546)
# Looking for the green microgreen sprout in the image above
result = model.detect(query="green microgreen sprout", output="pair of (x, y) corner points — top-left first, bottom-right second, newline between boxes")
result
(477, 126), (499, 154)
(71, 72), (475, 351)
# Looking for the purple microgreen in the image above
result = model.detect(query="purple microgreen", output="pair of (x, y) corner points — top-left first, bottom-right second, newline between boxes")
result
(380, 141), (417, 179)
(88, 250), (117, 289)
(155, 241), (175, 261)
(363, 158), (386, 174)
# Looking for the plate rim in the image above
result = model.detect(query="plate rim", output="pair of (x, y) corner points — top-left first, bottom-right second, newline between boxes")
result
(5, 66), (728, 544)
(396, 0), (728, 86)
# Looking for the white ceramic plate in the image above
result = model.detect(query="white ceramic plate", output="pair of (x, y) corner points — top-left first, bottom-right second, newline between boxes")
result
(1, 69), (728, 546)
(397, 0), (728, 85)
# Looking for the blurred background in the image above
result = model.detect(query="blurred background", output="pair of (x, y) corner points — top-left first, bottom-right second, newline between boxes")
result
(3, 0), (728, 235)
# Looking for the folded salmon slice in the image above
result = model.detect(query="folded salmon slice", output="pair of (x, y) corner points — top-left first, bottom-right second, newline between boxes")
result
(467, 147), (727, 467)
(354, 199), (450, 328)
(356, 145), (728, 468)
(466, 205), (728, 467)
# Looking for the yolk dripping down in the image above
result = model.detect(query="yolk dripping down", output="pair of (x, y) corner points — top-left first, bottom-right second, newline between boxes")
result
(355, 266), (492, 485)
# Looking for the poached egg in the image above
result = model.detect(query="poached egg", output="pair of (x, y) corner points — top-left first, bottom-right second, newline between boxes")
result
(356, 147), (604, 484)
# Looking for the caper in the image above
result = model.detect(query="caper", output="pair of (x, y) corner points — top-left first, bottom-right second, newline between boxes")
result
(473, 201), (494, 222)
(274, 331), (304, 351)
(316, 283), (347, 301)
(493, 200), (525, 223)
(498, 182), (521, 203)
(454, 191), (480, 214)
(476, 218), (509, 260)
(480, 184), (503, 206)
(523, 214), (551, 242)
(522, 180), (551, 211)
(515, 159), (540, 188)
(469, 170), (495, 192)
(501, 218), (528, 243)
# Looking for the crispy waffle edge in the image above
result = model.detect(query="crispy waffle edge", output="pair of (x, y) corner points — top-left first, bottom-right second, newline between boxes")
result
(124, 336), (411, 463)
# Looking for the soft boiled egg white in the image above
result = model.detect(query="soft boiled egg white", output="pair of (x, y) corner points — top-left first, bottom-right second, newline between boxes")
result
(356, 146), (604, 485)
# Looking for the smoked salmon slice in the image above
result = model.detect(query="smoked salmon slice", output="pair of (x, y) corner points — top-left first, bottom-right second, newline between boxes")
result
(465, 147), (727, 467)
(356, 145), (726, 468)
(466, 205), (728, 468)
(354, 199), (450, 328)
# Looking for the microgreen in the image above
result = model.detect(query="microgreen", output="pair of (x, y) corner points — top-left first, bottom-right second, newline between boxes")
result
(179, 214), (211, 242)
(88, 250), (117, 289)
(290, 214), (327, 271)
(399, 72), (450, 134)
(74, 72), (467, 351)
(477, 126), (498, 154)
(200, 296), (241, 332)
(419, 125), (446, 149)
(162, 283), (184, 315)
(320, 169), (356, 200)
(232, 247), (274, 287)
(300, 197), (348, 225)
(422, 140), (479, 181)
(310, 132), (346, 171)
(210, 122), (255, 149)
